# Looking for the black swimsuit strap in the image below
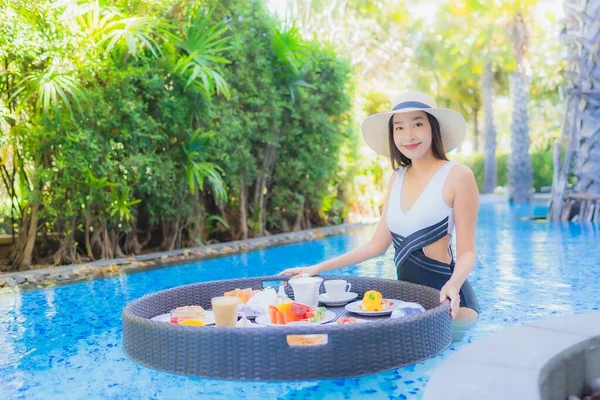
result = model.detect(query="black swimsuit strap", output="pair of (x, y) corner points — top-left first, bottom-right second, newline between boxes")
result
(390, 216), (449, 269)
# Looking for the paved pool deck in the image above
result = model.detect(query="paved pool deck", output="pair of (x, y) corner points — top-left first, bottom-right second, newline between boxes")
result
(423, 312), (600, 400)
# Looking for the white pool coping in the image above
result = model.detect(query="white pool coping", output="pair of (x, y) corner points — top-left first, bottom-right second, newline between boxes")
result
(423, 312), (600, 400)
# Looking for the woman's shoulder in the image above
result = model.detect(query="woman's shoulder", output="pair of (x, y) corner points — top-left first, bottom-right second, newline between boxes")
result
(448, 162), (474, 176)
(447, 162), (477, 189)
(385, 168), (403, 191)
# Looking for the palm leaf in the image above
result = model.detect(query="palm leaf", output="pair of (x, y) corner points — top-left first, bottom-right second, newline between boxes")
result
(170, 6), (231, 98)
(12, 67), (83, 118)
(272, 22), (311, 75)
(99, 17), (161, 58)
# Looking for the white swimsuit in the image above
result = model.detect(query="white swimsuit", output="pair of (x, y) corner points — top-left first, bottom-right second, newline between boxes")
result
(386, 162), (456, 269)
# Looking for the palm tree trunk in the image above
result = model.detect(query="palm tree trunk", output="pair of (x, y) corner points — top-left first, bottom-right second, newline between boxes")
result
(549, 0), (600, 221)
(508, 72), (533, 202)
(507, 12), (533, 202)
(482, 62), (498, 194)
(472, 106), (479, 152)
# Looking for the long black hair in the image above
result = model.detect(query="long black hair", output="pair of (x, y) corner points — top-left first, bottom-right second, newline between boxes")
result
(388, 112), (448, 170)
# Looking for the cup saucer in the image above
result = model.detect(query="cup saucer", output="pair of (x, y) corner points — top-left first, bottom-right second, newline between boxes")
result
(318, 292), (358, 306)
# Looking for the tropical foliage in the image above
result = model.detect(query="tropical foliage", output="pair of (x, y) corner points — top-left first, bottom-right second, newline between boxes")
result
(0, 0), (355, 270)
(1, 0), (597, 270)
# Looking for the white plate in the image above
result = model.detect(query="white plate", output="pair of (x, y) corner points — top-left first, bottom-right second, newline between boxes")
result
(254, 310), (337, 327)
(318, 292), (358, 306)
(344, 299), (402, 316)
(150, 310), (216, 326)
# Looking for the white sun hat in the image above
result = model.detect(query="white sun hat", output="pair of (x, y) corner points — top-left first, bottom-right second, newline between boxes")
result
(361, 91), (467, 157)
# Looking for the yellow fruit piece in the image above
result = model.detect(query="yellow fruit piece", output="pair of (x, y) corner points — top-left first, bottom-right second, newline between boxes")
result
(362, 290), (383, 311)
(276, 299), (293, 313)
(178, 319), (204, 326)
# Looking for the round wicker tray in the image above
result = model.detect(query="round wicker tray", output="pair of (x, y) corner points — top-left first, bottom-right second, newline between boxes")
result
(122, 275), (452, 381)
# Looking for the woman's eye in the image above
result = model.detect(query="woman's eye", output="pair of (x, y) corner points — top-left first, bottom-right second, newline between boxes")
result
(396, 127), (403, 131)
(414, 122), (423, 128)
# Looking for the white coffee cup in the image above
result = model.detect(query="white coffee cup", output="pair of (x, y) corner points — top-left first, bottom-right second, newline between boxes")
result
(324, 280), (352, 300)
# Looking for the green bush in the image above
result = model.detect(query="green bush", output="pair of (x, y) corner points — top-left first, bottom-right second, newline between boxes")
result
(531, 150), (554, 192)
(452, 151), (552, 192)
(0, 0), (357, 267)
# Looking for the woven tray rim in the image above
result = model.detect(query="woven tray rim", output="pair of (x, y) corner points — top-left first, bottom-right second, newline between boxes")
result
(122, 275), (452, 380)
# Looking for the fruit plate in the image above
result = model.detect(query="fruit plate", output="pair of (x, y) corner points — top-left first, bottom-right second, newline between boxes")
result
(150, 311), (216, 326)
(254, 310), (337, 327)
(344, 299), (402, 316)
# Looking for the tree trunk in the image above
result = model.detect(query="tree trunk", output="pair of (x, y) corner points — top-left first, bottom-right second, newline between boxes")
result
(124, 223), (143, 255)
(508, 72), (533, 202)
(22, 195), (41, 267)
(472, 102), (479, 152)
(303, 207), (312, 229)
(7, 207), (30, 271)
(103, 227), (113, 259)
(53, 216), (78, 265)
(239, 171), (249, 240)
(482, 62), (498, 194)
(548, 0), (600, 220)
(253, 143), (277, 236)
(161, 219), (181, 250)
(507, 12), (533, 202)
(84, 210), (94, 260)
(8, 195), (42, 270)
(293, 196), (305, 231)
(110, 229), (125, 258)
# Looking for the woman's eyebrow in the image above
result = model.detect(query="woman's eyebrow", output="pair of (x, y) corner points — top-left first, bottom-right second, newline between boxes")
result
(394, 116), (424, 125)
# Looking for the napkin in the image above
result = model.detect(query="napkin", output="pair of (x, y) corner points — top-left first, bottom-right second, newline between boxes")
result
(242, 287), (278, 315)
(390, 301), (426, 319)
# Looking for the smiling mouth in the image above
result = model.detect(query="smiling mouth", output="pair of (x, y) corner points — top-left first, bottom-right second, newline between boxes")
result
(404, 142), (421, 150)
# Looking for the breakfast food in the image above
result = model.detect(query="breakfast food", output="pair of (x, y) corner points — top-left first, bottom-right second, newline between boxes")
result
(178, 319), (205, 327)
(359, 290), (393, 311)
(224, 288), (261, 304)
(170, 305), (205, 323)
(268, 300), (327, 325)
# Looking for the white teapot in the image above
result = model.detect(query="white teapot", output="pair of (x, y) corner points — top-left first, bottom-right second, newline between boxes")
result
(288, 274), (323, 308)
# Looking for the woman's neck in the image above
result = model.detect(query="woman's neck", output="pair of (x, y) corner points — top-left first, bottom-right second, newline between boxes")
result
(408, 152), (445, 176)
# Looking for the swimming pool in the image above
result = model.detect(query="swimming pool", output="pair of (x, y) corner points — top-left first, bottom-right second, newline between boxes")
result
(1, 201), (599, 399)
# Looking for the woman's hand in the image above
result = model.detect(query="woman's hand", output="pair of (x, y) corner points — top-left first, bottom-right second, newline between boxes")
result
(439, 280), (461, 319)
(279, 265), (320, 277)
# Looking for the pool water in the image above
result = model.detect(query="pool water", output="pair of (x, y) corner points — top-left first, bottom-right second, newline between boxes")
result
(1, 202), (599, 399)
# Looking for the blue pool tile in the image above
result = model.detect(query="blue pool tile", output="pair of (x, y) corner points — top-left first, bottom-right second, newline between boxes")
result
(1, 202), (599, 399)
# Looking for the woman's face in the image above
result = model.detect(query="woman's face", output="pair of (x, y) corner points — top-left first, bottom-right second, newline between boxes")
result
(392, 111), (433, 160)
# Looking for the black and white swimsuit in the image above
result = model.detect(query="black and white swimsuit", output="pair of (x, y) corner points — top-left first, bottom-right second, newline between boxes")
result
(386, 162), (480, 313)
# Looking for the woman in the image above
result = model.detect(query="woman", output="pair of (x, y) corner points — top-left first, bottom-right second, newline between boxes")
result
(281, 91), (481, 328)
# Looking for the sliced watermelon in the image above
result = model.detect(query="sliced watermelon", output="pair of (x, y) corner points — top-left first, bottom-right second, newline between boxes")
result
(291, 302), (311, 317)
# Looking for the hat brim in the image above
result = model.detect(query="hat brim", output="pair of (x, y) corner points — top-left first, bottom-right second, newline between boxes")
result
(361, 107), (467, 157)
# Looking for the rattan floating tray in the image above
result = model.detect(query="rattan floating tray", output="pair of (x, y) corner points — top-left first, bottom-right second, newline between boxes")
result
(122, 275), (452, 381)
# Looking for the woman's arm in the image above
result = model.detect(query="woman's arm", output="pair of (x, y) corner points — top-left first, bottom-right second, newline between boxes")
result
(439, 165), (479, 317)
(280, 170), (397, 276)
